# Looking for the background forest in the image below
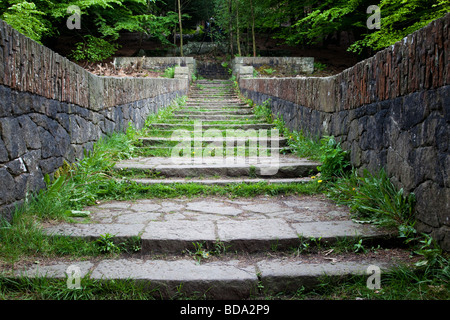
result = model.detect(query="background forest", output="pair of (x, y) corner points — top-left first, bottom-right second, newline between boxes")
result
(0, 0), (449, 64)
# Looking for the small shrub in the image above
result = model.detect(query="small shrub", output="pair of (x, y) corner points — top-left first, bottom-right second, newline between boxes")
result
(96, 233), (120, 254)
(254, 99), (273, 123)
(162, 66), (176, 78)
(71, 35), (119, 63)
(317, 136), (350, 179)
(314, 62), (327, 72)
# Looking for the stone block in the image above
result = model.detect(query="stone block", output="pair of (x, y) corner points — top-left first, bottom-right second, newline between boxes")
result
(0, 136), (9, 162)
(0, 118), (26, 159)
(17, 115), (41, 150)
(0, 85), (11, 117)
(239, 66), (254, 79)
(174, 66), (189, 80)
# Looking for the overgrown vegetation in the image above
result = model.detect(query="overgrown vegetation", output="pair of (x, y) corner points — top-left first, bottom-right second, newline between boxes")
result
(248, 98), (449, 290)
(0, 93), (447, 300)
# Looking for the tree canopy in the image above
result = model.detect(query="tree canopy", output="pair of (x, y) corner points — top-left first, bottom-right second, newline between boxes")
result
(1, 0), (448, 61)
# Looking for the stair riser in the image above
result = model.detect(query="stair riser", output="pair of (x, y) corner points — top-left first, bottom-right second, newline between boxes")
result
(117, 164), (317, 178)
(140, 139), (287, 148)
(149, 124), (274, 130)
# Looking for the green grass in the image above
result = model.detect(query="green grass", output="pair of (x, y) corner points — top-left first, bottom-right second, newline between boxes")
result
(0, 275), (160, 300)
(261, 263), (449, 300)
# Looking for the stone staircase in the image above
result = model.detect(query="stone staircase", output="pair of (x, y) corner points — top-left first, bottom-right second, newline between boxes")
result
(17, 79), (405, 299)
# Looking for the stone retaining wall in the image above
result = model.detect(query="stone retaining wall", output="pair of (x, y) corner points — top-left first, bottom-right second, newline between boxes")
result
(0, 19), (189, 219)
(113, 57), (196, 77)
(196, 61), (230, 79)
(233, 57), (314, 77)
(238, 14), (450, 250)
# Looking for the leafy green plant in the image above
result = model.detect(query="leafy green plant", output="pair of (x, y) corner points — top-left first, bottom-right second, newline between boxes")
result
(96, 233), (120, 254)
(328, 168), (416, 233)
(1, 1), (49, 43)
(314, 62), (327, 72)
(263, 68), (275, 75)
(317, 136), (350, 179)
(162, 66), (176, 78)
(187, 242), (211, 264)
(254, 100), (273, 123)
(71, 35), (119, 63)
(410, 233), (447, 271)
(353, 239), (367, 253)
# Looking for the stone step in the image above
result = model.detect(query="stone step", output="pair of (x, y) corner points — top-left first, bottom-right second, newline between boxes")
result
(190, 90), (235, 94)
(43, 196), (396, 256)
(137, 145), (290, 153)
(14, 257), (397, 299)
(182, 105), (252, 110)
(185, 100), (244, 104)
(139, 137), (288, 147)
(127, 177), (309, 185)
(114, 156), (319, 178)
(171, 114), (257, 121)
(176, 110), (254, 115)
(148, 123), (274, 130)
(189, 93), (237, 96)
(187, 98), (242, 102)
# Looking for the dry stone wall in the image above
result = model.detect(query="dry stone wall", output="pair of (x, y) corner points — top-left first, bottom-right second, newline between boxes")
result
(238, 14), (450, 250)
(0, 19), (189, 220)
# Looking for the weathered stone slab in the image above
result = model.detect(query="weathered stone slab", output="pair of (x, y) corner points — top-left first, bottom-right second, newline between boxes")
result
(292, 220), (392, 241)
(45, 223), (145, 240)
(217, 218), (298, 251)
(90, 258), (257, 299)
(16, 261), (94, 279)
(186, 200), (243, 216)
(142, 220), (216, 252)
(257, 260), (391, 293)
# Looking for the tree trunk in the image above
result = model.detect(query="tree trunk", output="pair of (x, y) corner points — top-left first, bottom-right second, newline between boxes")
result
(178, 0), (183, 57)
(236, 0), (241, 56)
(250, 0), (256, 57)
(228, 0), (234, 57)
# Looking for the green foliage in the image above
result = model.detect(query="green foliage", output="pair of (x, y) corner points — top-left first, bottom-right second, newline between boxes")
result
(348, 0), (450, 54)
(317, 136), (350, 180)
(254, 99), (273, 123)
(327, 168), (416, 232)
(263, 68), (275, 75)
(272, 116), (322, 160)
(162, 66), (176, 78)
(1, 1), (49, 43)
(0, 0), (181, 60)
(96, 233), (121, 254)
(71, 35), (119, 62)
(314, 62), (327, 72)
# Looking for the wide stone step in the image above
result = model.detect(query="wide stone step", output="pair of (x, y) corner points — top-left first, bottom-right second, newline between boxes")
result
(176, 110), (254, 115)
(171, 114), (256, 121)
(127, 177), (309, 185)
(148, 123), (274, 130)
(182, 106), (252, 111)
(186, 100), (245, 104)
(139, 137), (287, 147)
(114, 156), (318, 178)
(43, 196), (396, 254)
(14, 257), (396, 299)
(189, 90), (235, 94)
(189, 93), (237, 97)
